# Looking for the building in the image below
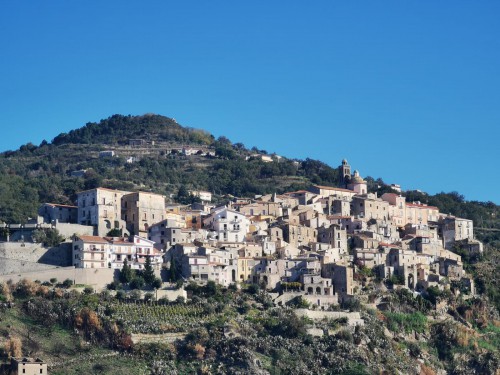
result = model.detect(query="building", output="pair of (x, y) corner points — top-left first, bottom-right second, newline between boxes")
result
(351, 194), (390, 221)
(77, 188), (128, 236)
(11, 357), (47, 375)
(338, 159), (351, 187)
(148, 225), (206, 247)
(122, 191), (166, 236)
(279, 223), (318, 248)
(99, 150), (115, 158)
(346, 170), (368, 195)
(72, 235), (162, 270)
(439, 215), (474, 250)
(72, 235), (111, 269)
(38, 203), (78, 224)
(309, 185), (356, 201)
(203, 207), (249, 243)
(189, 190), (212, 203)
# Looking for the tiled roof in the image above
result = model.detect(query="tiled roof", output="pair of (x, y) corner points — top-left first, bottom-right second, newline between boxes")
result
(313, 185), (354, 193)
(77, 235), (109, 244)
(44, 203), (78, 209)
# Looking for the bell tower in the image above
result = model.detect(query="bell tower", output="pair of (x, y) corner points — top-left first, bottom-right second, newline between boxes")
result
(339, 159), (351, 187)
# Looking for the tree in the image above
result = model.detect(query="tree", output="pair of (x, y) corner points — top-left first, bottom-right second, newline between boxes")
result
(152, 277), (162, 289)
(32, 228), (65, 247)
(106, 228), (122, 237)
(169, 257), (179, 282)
(130, 277), (145, 290)
(143, 256), (155, 285)
(119, 259), (134, 283)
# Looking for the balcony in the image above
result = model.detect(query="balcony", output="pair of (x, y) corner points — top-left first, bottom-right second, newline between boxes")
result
(85, 246), (105, 252)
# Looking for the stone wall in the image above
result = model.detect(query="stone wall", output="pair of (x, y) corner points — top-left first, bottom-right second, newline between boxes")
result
(295, 309), (364, 326)
(0, 267), (115, 291)
(0, 242), (71, 268)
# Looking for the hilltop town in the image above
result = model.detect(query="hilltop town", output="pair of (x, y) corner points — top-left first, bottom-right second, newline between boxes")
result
(1, 159), (482, 308)
(0, 116), (498, 374)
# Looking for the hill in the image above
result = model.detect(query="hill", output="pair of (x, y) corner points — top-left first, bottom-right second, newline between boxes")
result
(0, 114), (341, 222)
(0, 114), (499, 312)
(0, 113), (499, 374)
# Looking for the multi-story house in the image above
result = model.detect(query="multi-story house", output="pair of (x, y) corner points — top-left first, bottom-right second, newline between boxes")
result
(38, 203), (78, 224)
(279, 222), (317, 248)
(77, 188), (128, 236)
(439, 215), (475, 250)
(318, 225), (348, 252)
(72, 235), (111, 269)
(239, 201), (283, 218)
(351, 194), (390, 221)
(122, 191), (166, 236)
(183, 247), (238, 286)
(148, 221), (207, 248)
(405, 202), (440, 226)
(309, 185), (357, 201)
(203, 208), (249, 243)
(381, 193), (407, 228)
(72, 235), (162, 270)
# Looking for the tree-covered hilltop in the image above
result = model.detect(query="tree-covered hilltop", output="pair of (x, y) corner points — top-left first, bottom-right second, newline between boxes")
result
(1, 114), (499, 237)
(0, 114), (342, 222)
(1, 114), (499, 233)
(51, 114), (215, 146)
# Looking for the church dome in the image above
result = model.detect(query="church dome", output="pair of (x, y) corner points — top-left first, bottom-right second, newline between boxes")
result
(350, 170), (366, 184)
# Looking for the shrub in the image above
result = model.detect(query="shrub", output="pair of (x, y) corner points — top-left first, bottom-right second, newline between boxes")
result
(116, 290), (126, 301)
(130, 277), (145, 290)
(152, 277), (162, 290)
(62, 278), (73, 288)
(83, 286), (94, 295)
(246, 284), (259, 295)
(383, 312), (427, 334)
(288, 296), (310, 309)
(175, 296), (186, 304)
(4, 336), (22, 358)
(129, 290), (142, 301)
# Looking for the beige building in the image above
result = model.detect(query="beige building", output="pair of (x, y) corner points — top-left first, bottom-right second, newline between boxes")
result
(351, 194), (390, 221)
(346, 170), (368, 195)
(333, 264), (355, 300)
(239, 201), (283, 217)
(309, 185), (356, 201)
(381, 193), (407, 228)
(11, 357), (47, 375)
(122, 191), (166, 236)
(318, 225), (348, 252)
(279, 223), (318, 248)
(405, 202), (440, 225)
(77, 188), (128, 236)
(439, 215), (474, 250)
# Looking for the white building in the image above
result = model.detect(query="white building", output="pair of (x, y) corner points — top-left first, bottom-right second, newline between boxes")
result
(203, 208), (250, 243)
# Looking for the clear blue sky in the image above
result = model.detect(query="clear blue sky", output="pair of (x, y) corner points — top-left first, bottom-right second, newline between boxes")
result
(1, 1), (499, 203)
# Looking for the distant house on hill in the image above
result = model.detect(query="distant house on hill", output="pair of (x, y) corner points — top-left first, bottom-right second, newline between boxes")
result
(11, 357), (47, 375)
(70, 169), (87, 177)
(99, 150), (115, 158)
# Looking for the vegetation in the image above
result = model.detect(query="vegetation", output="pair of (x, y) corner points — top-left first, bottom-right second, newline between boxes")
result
(0, 113), (499, 373)
(31, 228), (65, 247)
(382, 311), (428, 334)
(1, 276), (499, 374)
